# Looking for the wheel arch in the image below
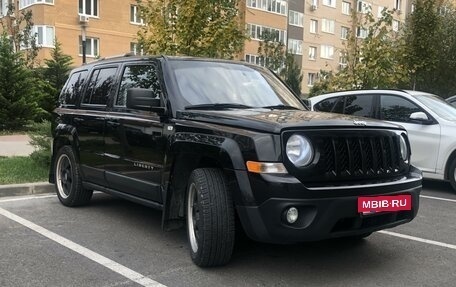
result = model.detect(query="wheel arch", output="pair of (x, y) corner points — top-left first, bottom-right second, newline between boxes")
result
(49, 125), (80, 183)
(161, 138), (246, 231)
(444, 149), (456, 180)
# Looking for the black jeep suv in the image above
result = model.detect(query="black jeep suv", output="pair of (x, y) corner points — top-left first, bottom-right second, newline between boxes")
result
(50, 55), (422, 267)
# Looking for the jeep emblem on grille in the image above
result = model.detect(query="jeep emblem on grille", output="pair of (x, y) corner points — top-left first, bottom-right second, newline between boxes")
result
(353, 120), (367, 126)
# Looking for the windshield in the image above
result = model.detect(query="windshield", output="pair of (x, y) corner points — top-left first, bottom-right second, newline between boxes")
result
(169, 60), (305, 110)
(413, 93), (456, 121)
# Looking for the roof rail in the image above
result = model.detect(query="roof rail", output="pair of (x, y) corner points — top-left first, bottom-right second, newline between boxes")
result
(96, 52), (136, 62)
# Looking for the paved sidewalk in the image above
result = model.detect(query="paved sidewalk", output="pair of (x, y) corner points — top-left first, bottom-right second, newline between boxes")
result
(0, 135), (35, 157)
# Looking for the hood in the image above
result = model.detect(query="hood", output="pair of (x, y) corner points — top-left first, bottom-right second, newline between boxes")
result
(176, 109), (404, 133)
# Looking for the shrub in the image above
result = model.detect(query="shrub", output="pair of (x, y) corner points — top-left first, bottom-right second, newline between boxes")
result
(28, 120), (52, 167)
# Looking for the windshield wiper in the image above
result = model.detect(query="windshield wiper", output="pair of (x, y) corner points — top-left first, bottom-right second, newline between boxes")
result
(185, 103), (254, 110)
(261, 104), (301, 110)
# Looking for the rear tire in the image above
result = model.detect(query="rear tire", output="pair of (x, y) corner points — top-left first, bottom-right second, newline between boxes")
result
(186, 168), (235, 267)
(449, 159), (456, 193)
(54, 146), (93, 207)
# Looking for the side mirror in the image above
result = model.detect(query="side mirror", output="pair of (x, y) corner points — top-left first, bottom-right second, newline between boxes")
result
(126, 88), (165, 114)
(409, 112), (432, 124)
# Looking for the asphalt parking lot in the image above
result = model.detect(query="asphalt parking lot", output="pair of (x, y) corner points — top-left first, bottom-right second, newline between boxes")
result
(1, 180), (455, 287)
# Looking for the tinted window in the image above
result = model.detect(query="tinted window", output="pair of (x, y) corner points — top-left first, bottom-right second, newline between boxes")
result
(380, 95), (421, 122)
(332, 97), (344, 114)
(59, 71), (88, 106)
(314, 97), (339, 112)
(116, 64), (161, 106)
(82, 67), (118, 105)
(344, 95), (374, 117)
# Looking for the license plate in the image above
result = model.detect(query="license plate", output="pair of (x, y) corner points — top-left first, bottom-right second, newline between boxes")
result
(358, 195), (412, 213)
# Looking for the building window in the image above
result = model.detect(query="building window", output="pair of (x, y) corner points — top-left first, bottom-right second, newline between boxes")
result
(310, 19), (318, 34)
(288, 39), (303, 55)
(341, 26), (349, 40)
(79, 0), (98, 17)
(393, 20), (400, 32)
(394, 0), (401, 10)
(247, 23), (287, 43)
(322, 0), (336, 8)
(79, 36), (99, 57)
(1, 0), (9, 17)
(309, 46), (317, 60)
(320, 45), (334, 59)
(376, 6), (384, 18)
(357, 1), (371, 14)
(19, 0), (53, 9)
(308, 73), (318, 86)
(289, 10), (303, 27)
(342, 1), (351, 15)
(33, 25), (55, 47)
(322, 19), (335, 34)
(130, 43), (144, 55)
(339, 52), (347, 69)
(246, 0), (287, 15)
(130, 5), (144, 25)
(356, 27), (368, 38)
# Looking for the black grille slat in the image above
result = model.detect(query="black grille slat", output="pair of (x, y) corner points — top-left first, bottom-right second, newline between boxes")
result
(315, 133), (404, 182)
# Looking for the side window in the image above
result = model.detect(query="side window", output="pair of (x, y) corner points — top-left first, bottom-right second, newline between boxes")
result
(59, 71), (88, 106)
(314, 97), (339, 112)
(116, 64), (162, 107)
(82, 67), (118, 105)
(380, 95), (421, 122)
(343, 95), (374, 117)
(332, 97), (344, 114)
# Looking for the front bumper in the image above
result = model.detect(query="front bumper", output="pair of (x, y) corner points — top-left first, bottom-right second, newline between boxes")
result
(235, 166), (422, 244)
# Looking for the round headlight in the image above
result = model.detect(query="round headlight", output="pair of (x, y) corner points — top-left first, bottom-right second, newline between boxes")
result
(286, 135), (314, 167)
(399, 134), (408, 161)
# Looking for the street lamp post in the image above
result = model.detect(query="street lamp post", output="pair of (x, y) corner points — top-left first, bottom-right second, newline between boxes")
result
(79, 17), (89, 65)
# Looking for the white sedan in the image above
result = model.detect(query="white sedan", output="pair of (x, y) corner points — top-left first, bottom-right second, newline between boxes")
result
(309, 90), (456, 192)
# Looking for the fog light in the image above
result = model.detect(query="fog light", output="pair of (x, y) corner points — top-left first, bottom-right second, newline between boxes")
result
(286, 207), (299, 224)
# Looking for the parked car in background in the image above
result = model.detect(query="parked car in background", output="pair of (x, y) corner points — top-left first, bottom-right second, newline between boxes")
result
(446, 95), (456, 107)
(310, 90), (456, 192)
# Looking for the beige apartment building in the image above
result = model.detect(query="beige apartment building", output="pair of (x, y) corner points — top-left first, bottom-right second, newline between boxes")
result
(0, 0), (142, 65)
(1, 0), (413, 94)
(242, 0), (410, 95)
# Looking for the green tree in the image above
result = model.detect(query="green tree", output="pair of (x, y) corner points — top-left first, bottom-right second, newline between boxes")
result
(402, 0), (456, 97)
(0, 33), (42, 130)
(0, 3), (40, 67)
(280, 53), (303, 95)
(137, 0), (246, 59)
(257, 30), (285, 71)
(310, 9), (409, 96)
(38, 40), (74, 115)
(257, 31), (303, 95)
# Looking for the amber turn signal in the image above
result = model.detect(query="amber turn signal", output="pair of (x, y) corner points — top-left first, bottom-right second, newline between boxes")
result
(246, 161), (288, 174)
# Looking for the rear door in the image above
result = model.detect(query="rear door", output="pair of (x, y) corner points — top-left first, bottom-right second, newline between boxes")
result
(379, 94), (441, 173)
(104, 62), (167, 202)
(76, 65), (119, 186)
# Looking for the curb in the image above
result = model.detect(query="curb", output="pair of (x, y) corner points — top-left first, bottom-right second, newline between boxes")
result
(0, 182), (54, 198)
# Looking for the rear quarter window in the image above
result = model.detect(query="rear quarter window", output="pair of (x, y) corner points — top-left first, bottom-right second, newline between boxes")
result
(59, 70), (88, 106)
(314, 97), (339, 112)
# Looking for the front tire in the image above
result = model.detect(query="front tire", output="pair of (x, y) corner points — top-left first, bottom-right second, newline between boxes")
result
(54, 146), (93, 206)
(449, 159), (456, 193)
(186, 168), (235, 267)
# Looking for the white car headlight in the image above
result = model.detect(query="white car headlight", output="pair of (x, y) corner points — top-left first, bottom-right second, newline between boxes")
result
(399, 134), (409, 162)
(286, 135), (314, 167)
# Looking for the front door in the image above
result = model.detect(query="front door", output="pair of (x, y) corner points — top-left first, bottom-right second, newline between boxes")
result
(104, 62), (167, 202)
(379, 94), (441, 173)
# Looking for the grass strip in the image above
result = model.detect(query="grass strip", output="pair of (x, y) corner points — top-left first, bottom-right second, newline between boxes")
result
(0, 156), (48, 185)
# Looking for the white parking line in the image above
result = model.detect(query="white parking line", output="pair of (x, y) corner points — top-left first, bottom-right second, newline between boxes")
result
(0, 194), (56, 203)
(420, 195), (456, 203)
(379, 230), (456, 251)
(0, 207), (166, 287)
